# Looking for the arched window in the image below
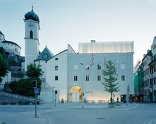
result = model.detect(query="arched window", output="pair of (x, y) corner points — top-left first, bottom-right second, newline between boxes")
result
(30, 30), (33, 38)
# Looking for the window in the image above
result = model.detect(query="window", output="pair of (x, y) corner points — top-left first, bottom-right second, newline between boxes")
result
(30, 30), (33, 38)
(121, 75), (125, 81)
(150, 66), (153, 74)
(154, 78), (156, 84)
(98, 76), (101, 81)
(97, 64), (101, 70)
(150, 78), (153, 85)
(74, 76), (78, 81)
(73, 65), (78, 70)
(86, 76), (89, 81)
(55, 76), (58, 81)
(144, 79), (149, 87)
(44, 54), (48, 59)
(121, 64), (126, 70)
(85, 65), (90, 70)
(55, 66), (58, 71)
(55, 58), (58, 60)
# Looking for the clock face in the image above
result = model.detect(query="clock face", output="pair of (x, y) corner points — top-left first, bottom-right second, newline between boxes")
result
(28, 23), (33, 27)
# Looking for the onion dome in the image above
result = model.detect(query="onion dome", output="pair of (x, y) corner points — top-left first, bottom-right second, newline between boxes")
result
(24, 8), (40, 22)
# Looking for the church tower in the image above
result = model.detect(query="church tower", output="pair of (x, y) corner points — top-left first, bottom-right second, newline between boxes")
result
(24, 7), (40, 71)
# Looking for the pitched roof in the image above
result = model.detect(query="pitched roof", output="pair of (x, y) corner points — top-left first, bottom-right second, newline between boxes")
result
(0, 31), (4, 35)
(35, 47), (54, 61)
(2, 40), (21, 48)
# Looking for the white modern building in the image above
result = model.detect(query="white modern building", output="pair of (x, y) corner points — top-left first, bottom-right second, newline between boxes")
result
(45, 41), (134, 103)
(24, 8), (134, 103)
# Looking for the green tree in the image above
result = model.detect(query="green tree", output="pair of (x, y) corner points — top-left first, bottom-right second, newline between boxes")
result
(102, 60), (119, 104)
(0, 53), (8, 83)
(7, 78), (41, 97)
(25, 63), (43, 78)
(0, 47), (5, 57)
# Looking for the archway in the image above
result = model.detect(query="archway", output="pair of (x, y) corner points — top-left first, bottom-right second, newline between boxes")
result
(70, 86), (82, 103)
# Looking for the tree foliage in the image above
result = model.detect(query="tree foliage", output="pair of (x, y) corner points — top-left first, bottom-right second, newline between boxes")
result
(0, 53), (8, 83)
(0, 47), (5, 57)
(102, 60), (119, 103)
(5, 78), (41, 97)
(25, 63), (43, 78)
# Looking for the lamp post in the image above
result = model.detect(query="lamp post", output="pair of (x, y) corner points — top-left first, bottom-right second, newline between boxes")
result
(126, 85), (130, 106)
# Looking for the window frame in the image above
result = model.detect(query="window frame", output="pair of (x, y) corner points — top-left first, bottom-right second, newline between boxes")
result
(55, 66), (58, 71)
(55, 76), (58, 81)
(86, 76), (89, 81)
(74, 76), (78, 81)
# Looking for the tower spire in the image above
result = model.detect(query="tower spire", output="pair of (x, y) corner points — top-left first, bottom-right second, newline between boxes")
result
(32, 3), (33, 11)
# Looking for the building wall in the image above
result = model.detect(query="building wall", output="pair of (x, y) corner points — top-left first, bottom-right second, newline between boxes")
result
(46, 50), (68, 102)
(35, 60), (47, 82)
(1, 42), (21, 56)
(142, 53), (152, 102)
(24, 20), (39, 71)
(67, 52), (134, 102)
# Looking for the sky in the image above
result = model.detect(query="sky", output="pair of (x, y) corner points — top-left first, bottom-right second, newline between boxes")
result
(1, 0), (156, 65)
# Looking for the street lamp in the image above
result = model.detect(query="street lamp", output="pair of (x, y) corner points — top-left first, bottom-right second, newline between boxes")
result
(126, 85), (130, 106)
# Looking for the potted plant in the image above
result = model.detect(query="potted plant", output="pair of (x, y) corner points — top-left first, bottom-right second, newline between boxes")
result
(115, 97), (121, 106)
(108, 98), (115, 108)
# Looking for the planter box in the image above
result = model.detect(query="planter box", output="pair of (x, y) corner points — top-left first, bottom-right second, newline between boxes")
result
(1, 102), (8, 105)
(115, 102), (121, 106)
(108, 103), (115, 108)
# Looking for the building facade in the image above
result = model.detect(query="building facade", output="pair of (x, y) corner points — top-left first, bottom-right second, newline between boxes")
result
(134, 61), (144, 102)
(134, 37), (156, 102)
(45, 42), (134, 103)
(24, 8), (40, 71)
(22, 8), (134, 103)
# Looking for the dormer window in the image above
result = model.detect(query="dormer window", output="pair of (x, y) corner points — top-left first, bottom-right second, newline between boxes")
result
(43, 53), (48, 59)
(30, 30), (33, 38)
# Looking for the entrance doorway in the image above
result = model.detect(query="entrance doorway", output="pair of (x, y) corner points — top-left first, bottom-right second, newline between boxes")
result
(70, 86), (82, 103)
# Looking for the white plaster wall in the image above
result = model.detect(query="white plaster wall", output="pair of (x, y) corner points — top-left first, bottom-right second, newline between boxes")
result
(35, 60), (47, 80)
(1, 43), (21, 56)
(24, 20), (39, 71)
(67, 52), (134, 102)
(46, 50), (67, 102)
(68, 44), (76, 54)
(25, 20), (39, 40)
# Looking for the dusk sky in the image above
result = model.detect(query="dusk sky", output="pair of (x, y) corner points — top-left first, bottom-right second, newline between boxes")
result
(1, 0), (156, 65)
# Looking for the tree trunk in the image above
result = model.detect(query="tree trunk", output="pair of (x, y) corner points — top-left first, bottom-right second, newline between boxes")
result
(111, 92), (112, 103)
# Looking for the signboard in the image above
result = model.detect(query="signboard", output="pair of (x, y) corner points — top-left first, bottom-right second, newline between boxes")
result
(34, 88), (39, 95)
